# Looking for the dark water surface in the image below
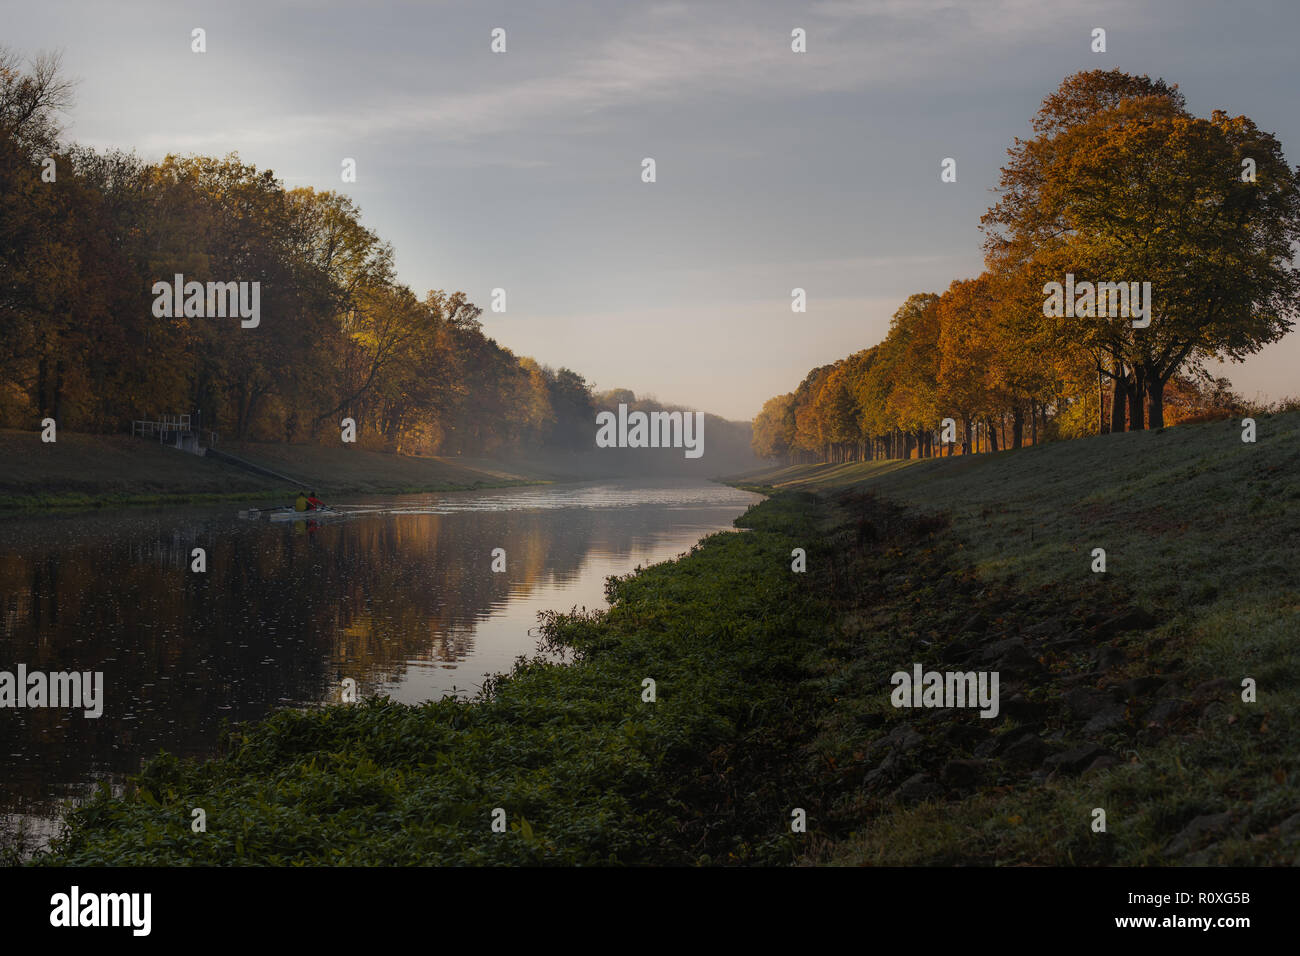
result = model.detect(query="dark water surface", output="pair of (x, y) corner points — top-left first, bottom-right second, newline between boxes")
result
(0, 478), (760, 854)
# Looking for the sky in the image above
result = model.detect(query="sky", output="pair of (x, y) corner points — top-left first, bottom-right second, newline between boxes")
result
(5, 0), (1299, 420)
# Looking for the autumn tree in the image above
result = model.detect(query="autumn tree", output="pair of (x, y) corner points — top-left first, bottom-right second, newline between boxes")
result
(983, 70), (1300, 428)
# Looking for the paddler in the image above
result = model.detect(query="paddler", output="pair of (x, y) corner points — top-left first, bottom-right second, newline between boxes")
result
(306, 490), (325, 511)
(294, 490), (310, 512)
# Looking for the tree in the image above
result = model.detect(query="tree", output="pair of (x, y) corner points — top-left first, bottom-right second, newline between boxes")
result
(983, 70), (1300, 428)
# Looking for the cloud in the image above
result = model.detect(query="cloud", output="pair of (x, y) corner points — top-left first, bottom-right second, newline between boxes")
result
(79, 0), (1094, 158)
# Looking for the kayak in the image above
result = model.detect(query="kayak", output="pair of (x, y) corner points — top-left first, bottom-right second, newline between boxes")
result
(237, 506), (341, 521)
(268, 506), (339, 522)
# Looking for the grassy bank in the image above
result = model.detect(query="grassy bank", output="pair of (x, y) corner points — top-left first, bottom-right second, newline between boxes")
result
(30, 412), (1300, 865)
(739, 410), (1300, 865)
(35, 494), (831, 865)
(0, 430), (552, 511)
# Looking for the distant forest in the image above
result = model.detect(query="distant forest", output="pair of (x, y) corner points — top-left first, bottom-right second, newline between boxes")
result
(0, 49), (747, 459)
(753, 70), (1300, 464)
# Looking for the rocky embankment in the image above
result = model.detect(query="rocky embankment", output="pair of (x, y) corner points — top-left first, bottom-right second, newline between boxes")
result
(800, 489), (1282, 864)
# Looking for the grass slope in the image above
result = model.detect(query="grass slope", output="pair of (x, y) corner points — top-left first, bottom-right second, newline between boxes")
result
(740, 411), (1300, 865)
(0, 430), (549, 511)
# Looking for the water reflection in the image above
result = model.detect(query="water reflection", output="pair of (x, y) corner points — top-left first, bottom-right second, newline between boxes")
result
(0, 479), (759, 854)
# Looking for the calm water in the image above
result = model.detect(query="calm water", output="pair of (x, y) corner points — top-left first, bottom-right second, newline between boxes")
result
(0, 478), (760, 854)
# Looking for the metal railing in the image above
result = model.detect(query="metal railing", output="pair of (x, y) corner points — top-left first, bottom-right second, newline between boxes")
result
(131, 416), (218, 448)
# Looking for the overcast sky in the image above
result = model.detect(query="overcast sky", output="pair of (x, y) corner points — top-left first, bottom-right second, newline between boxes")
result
(6, 0), (1299, 419)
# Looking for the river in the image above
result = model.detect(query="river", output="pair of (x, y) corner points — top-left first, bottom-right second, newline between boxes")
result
(0, 478), (761, 855)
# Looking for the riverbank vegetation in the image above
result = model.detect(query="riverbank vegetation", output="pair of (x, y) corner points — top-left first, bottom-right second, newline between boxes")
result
(0, 429), (553, 511)
(0, 420), (761, 511)
(33, 410), (1299, 865)
(752, 70), (1300, 465)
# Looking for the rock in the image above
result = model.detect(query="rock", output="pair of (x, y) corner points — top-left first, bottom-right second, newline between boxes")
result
(1119, 675), (1169, 699)
(896, 727), (925, 753)
(980, 637), (1040, 676)
(869, 722), (918, 758)
(1135, 727), (1167, 747)
(865, 735), (892, 761)
(1083, 755), (1121, 776)
(1043, 633), (1084, 651)
(1166, 813), (1232, 856)
(1082, 704), (1129, 735)
(973, 736), (999, 758)
(940, 759), (989, 788)
(1064, 687), (1114, 719)
(1144, 698), (1185, 726)
(995, 643), (1041, 676)
(961, 612), (989, 634)
(981, 637), (1025, 662)
(1092, 646), (1127, 672)
(1093, 608), (1159, 637)
(1183, 847), (1220, 866)
(1192, 677), (1235, 701)
(1043, 744), (1112, 775)
(1199, 700), (1226, 723)
(1278, 813), (1300, 841)
(1002, 734), (1049, 769)
(862, 767), (890, 792)
(941, 640), (972, 665)
(1023, 620), (1064, 639)
(943, 722), (985, 748)
(1003, 693), (1041, 721)
(894, 772), (940, 804)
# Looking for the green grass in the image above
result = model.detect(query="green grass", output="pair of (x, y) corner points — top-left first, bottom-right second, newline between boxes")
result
(0, 430), (551, 511)
(743, 411), (1300, 866)
(25, 412), (1300, 865)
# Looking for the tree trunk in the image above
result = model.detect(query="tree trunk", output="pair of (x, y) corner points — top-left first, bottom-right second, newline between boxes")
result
(1012, 407), (1024, 449)
(1146, 365), (1166, 430)
(987, 417), (999, 452)
(37, 355), (50, 419)
(1110, 357), (1126, 434)
(1128, 369), (1145, 431)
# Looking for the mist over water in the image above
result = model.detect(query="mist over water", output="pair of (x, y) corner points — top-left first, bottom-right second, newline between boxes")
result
(0, 478), (760, 853)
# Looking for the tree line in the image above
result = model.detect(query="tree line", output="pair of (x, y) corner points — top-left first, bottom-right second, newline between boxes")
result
(752, 70), (1300, 464)
(0, 49), (604, 456)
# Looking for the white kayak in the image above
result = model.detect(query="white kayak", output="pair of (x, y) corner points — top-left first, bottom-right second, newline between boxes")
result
(267, 506), (339, 522)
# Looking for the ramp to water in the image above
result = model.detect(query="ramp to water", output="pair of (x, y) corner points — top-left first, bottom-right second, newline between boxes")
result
(205, 447), (307, 486)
